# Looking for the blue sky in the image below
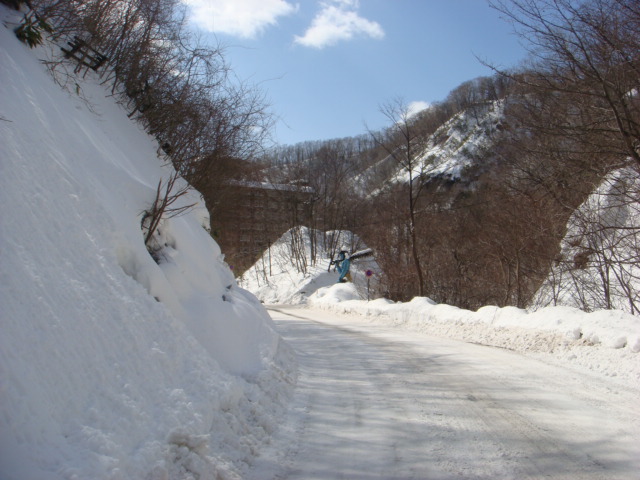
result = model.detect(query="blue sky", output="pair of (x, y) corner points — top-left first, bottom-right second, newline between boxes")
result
(183, 0), (529, 146)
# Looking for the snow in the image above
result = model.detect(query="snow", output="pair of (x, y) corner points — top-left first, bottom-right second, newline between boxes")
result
(0, 11), (295, 480)
(239, 227), (379, 304)
(391, 100), (504, 183)
(243, 231), (640, 388)
(534, 167), (640, 314)
(307, 285), (640, 386)
(250, 307), (640, 479)
(2, 5), (639, 478)
(417, 101), (503, 179)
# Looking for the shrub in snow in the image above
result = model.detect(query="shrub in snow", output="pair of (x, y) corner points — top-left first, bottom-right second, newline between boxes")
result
(14, 10), (52, 48)
(141, 173), (195, 262)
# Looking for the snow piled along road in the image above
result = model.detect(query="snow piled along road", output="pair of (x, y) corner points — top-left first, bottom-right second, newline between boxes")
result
(0, 15), (293, 479)
(249, 306), (640, 480)
(2, 3), (638, 478)
(242, 231), (639, 388)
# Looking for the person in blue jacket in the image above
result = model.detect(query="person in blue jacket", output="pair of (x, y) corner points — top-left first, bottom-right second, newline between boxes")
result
(332, 246), (351, 283)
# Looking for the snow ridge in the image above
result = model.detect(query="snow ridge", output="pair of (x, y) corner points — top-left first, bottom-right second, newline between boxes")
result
(0, 13), (295, 480)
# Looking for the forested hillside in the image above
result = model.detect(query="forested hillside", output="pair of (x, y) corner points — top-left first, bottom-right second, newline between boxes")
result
(8, 0), (638, 314)
(250, 0), (640, 313)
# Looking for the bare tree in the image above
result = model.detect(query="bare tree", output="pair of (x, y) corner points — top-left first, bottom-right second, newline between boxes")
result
(27, 0), (274, 249)
(489, 0), (640, 312)
(369, 98), (432, 297)
(142, 172), (195, 260)
(490, 0), (640, 166)
(534, 168), (640, 313)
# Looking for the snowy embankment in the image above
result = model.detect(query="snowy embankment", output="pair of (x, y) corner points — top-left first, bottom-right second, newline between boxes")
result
(308, 283), (640, 386)
(534, 167), (640, 313)
(0, 11), (295, 480)
(241, 228), (639, 387)
(239, 227), (380, 304)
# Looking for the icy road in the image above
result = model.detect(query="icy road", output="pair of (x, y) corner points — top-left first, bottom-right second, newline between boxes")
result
(247, 306), (639, 480)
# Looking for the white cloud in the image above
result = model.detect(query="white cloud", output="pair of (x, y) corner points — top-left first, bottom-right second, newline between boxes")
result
(406, 101), (431, 118)
(183, 0), (297, 38)
(294, 0), (384, 49)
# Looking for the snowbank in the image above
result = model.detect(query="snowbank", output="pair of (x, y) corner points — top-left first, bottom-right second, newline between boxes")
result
(240, 227), (379, 304)
(0, 12), (295, 480)
(534, 167), (640, 314)
(241, 224), (638, 380)
(239, 210), (638, 388)
(308, 283), (640, 386)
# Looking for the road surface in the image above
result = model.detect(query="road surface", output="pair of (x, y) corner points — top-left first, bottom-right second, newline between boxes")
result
(247, 306), (639, 479)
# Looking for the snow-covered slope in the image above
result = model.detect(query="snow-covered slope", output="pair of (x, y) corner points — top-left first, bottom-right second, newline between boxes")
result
(364, 101), (503, 190)
(0, 12), (294, 480)
(240, 225), (639, 387)
(240, 227), (379, 304)
(534, 167), (640, 314)
(414, 101), (503, 180)
(307, 285), (639, 385)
